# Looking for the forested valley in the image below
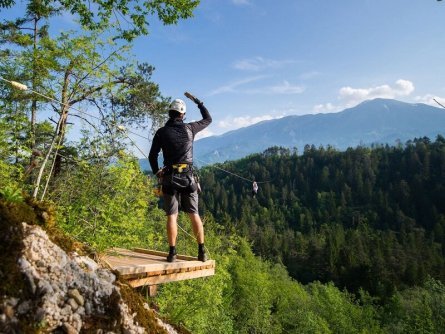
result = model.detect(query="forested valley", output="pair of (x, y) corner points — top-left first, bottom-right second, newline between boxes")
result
(199, 137), (445, 301)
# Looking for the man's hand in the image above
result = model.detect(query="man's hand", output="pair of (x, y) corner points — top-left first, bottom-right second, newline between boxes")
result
(184, 92), (201, 105)
(155, 168), (164, 178)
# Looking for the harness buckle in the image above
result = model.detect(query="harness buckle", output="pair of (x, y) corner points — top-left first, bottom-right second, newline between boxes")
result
(172, 163), (189, 173)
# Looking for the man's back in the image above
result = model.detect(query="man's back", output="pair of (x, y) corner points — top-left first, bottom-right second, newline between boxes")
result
(156, 119), (194, 166)
(149, 99), (211, 173)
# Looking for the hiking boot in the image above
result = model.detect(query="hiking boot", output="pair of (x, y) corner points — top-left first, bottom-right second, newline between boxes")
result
(198, 251), (208, 262)
(166, 252), (177, 263)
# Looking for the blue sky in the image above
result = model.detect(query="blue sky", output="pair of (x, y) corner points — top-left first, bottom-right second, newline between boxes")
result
(2, 0), (445, 157)
(132, 0), (445, 140)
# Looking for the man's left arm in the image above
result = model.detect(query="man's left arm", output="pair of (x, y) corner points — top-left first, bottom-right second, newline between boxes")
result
(149, 132), (162, 175)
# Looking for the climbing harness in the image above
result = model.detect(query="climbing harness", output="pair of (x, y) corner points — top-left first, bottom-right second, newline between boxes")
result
(172, 163), (189, 173)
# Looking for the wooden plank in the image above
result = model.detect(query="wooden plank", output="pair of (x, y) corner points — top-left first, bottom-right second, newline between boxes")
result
(107, 248), (166, 261)
(104, 256), (215, 275)
(102, 248), (215, 275)
(101, 247), (216, 287)
(105, 248), (194, 265)
(133, 248), (198, 261)
(127, 268), (215, 288)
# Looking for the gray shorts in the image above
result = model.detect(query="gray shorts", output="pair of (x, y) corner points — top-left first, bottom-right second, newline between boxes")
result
(163, 191), (199, 215)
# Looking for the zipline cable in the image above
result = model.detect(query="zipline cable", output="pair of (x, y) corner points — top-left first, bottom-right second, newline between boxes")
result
(194, 157), (272, 184)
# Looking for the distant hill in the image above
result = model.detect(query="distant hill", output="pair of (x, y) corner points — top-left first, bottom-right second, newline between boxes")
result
(140, 98), (445, 169)
(194, 98), (445, 164)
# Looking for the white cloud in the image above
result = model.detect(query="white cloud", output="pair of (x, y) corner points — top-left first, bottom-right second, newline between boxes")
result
(313, 103), (338, 113)
(339, 79), (414, 106)
(232, 0), (251, 5)
(218, 114), (284, 130)
(269, 81), (305, 94)
(233, 56), (296, 71)
(208, 75), (267, 96)
(209, 77), (303, 96)
(245, 81), (305, 95)
(314, 79), (416, 113)
(414, 94), (445, 108)
(195, 128), (214, 140)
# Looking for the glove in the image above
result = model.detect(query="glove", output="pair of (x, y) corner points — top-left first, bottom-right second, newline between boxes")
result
(184, 92), (202, 105)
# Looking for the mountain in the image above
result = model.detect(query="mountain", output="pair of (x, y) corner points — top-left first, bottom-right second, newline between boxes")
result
(193, 98), (445, 164)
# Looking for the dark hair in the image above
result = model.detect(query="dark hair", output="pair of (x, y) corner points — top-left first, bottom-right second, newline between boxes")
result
(169, 110), (183, 119)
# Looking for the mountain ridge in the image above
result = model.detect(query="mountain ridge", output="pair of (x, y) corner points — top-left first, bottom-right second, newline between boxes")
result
(140, 98), (445, 170)
(193, 98), (445, 164)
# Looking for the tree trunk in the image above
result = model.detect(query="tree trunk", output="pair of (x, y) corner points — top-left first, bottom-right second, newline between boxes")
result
(53, 68), (72, 177)
(29, 16), (39, 180)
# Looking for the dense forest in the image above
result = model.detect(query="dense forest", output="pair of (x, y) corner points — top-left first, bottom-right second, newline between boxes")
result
(199, 137), (445, 299)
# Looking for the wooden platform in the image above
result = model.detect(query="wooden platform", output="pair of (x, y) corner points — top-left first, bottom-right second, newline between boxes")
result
(102, 248), (215, 289)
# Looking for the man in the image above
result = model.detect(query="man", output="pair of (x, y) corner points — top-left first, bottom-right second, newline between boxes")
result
(149, 92), (212, 262)
(252, 181), (258, 198)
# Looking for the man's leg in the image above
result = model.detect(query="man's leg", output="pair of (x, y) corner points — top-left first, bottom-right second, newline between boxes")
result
(188, 213), (207, 261)
(167, 213), (178, 246)
(188, 213), (204, 244)
(164, 187), (179, 262)
(166, 213), (178, 262)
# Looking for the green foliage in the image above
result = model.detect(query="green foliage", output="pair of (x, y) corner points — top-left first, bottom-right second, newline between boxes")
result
(49, 154), (165, 251)
(0, 186), (24, 202)
(0, 0), (14, 8)
(382, 278), (445, 333)
(2, 5), (172, 200)
(0, 118), (26, 191)
(152, 215), (235, 334)
(154, 255), (234, 334)
(306, 282), (383, 334)
(0, 156), (23, 191)
(228, 239), (277, 333)
(2, 0), (199, 41)
(153, 235), (386, 334)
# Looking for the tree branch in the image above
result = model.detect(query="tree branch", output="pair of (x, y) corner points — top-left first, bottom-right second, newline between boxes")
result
(69, 78), (129, 105)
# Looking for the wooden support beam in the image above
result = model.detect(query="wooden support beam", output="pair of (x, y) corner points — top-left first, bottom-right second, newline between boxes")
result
(148, 285), (158, 296)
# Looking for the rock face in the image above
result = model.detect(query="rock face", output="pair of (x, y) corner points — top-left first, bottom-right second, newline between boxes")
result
(0, 223), (147, 333)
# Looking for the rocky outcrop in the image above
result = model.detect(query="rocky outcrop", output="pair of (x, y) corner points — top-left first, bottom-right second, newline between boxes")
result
(0, 223), (173, 334)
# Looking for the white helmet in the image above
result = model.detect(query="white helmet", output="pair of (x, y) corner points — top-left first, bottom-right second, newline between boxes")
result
(169, 99), (186, 114)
